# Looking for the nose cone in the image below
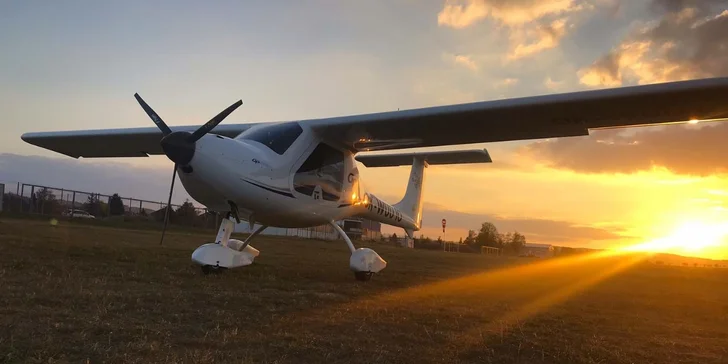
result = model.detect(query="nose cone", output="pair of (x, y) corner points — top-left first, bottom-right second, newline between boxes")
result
(160, 131), (195, 165)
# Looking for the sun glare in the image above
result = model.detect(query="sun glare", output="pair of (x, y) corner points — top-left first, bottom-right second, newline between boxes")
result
(621, 221), (728, 256)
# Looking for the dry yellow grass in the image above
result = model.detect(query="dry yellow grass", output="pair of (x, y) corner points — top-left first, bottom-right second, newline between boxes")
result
(1, 218), (727, 363)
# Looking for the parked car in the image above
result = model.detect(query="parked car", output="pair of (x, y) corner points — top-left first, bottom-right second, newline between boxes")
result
(62, 209), (96, 219)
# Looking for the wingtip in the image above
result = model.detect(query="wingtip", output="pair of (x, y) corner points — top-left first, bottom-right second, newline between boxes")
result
(481, 148), (493, 163)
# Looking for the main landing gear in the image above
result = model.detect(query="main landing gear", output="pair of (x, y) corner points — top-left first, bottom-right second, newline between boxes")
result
(190, 215), (386, 281)
(329, 221), (387, 281)
(191, 213), (267, 275)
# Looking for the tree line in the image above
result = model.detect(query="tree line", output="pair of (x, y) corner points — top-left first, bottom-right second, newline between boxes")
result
(402, 221), (527, 255)
(463, 222), (526, 255)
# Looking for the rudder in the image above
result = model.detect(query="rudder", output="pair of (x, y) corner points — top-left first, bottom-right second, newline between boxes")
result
(393, 157), (427, 230)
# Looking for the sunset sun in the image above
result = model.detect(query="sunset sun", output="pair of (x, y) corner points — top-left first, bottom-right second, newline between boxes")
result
(622, 221), (728, 257)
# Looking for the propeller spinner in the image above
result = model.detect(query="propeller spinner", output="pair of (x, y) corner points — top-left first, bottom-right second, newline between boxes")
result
(133, 93), (243, 244)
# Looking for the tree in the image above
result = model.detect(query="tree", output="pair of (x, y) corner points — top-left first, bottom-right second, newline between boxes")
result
(390, 233), (398, 243)
(84, 194), (107, 217)
(175, 199), (199, 224)
(109, 193), (125, 216)
(33, 187), (60, 214)
(508, 231), (526, 255)
(476, 222), (500, 248)
(464, 230), (477, 245)
(499, 232), (512, 248)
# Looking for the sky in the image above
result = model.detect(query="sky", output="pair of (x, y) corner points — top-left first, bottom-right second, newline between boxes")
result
(2, 0), (728, 258)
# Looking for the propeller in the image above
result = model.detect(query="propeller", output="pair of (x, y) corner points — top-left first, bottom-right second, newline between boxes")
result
(133, 93), (243, 244)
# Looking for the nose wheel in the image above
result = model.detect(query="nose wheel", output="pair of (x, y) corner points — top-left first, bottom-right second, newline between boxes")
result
(354, 271), (373, 281)
(201, 264), (227, 275)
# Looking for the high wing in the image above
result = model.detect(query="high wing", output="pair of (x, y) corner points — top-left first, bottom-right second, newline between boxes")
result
(306, 77), (728, 151)
(21, 124), (261, 158)
(21, 77), (728, 158)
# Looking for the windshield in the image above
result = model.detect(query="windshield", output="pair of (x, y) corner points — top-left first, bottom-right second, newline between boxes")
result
(238, 122), (303, 155)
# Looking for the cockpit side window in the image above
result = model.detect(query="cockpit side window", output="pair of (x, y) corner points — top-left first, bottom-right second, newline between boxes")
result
(294, 143), (345, 201)
(238, 122), (303, 155)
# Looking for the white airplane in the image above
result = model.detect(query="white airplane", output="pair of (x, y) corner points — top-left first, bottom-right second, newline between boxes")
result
(21, 77), (728, 280)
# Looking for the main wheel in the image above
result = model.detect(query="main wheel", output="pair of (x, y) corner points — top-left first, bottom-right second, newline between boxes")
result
(354, 271), (373, 281)
(201, 265), (226, 275)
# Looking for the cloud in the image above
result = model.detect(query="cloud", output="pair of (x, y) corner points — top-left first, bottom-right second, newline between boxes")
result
(578, 48), (625, 86)
(579, 1), (728, 86)
(443, 53), (479, 70)
(507, 18), (568, 60)
(437, 0), (590, 60)
(544, 76), (565, 90)
(437, 0), (580, 28)
(496, 77), (519, 87)
(454, 55), (478, 70)
(520, 122), (728, 176)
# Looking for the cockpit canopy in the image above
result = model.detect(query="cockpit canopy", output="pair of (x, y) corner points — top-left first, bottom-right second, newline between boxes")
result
(236, 122), (303, 155)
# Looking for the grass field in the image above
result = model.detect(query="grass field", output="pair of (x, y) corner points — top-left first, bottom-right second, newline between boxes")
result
(1, 218), (727, 363)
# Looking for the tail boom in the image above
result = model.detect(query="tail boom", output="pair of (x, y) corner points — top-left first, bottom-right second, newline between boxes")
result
(353, 149), (492, 237)
(356, 193), (418, 231)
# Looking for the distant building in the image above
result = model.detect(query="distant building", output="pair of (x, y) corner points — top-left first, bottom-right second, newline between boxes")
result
(396, 236), (414, 248)
(359, 218), (382, 241)
(522, 243), (554, 258)
(481, 246), (501, 255)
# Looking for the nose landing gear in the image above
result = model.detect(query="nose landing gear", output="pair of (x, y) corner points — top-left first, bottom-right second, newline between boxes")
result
(191, 213), (265, 274)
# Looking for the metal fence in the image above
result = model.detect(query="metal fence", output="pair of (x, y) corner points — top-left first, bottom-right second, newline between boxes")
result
(0, 181), (386, 241)
(1, 181), (218, 229)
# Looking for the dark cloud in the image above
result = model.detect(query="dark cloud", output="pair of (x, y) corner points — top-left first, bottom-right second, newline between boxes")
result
(557, 1), (728, 174)
(375, 193), (626, 244)
(421, 202), (626, 244)
(521, 122), (728, 176)
(580, 0), (728, 86)
(649, 0), (726, 14)
(0, 153), (192, 204)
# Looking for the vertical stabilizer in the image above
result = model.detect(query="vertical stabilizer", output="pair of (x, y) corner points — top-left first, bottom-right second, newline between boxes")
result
(393, 157), (427, 230)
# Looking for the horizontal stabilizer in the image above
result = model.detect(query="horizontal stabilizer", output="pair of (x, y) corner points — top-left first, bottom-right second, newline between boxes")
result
(355, 149), (492, 167)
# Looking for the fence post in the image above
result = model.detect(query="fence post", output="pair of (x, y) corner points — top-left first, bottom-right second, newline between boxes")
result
(19, 184), (24, 213)
(30, 186), (35, 213)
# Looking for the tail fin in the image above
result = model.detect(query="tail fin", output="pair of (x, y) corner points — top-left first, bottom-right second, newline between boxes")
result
(393, 157), (427, 231)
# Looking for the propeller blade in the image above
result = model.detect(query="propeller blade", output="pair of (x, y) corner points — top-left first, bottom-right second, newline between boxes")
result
(187, 100), (243, 142)
(134, 93), (173, 136)
(160, 164), (177, 245)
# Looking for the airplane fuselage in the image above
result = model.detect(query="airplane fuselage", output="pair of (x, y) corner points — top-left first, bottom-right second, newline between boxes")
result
(177, 121), (419, 230)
